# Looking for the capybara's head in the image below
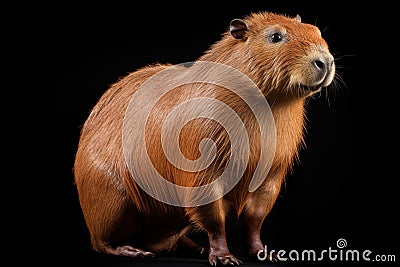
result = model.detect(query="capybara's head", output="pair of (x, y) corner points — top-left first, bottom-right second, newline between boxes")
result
(228, 12), (335, 98)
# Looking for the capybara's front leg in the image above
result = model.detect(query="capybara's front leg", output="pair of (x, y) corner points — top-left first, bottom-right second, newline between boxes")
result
(242, 210), (278, 262)
(207, 226), (242, 266)
(186, 200), (242, 266)
(242, 172), (284, 262)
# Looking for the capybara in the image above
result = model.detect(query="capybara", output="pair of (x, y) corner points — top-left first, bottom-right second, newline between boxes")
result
(74, 11), (336, 265)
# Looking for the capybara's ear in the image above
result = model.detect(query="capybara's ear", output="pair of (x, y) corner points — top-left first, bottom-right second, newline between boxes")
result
(295, 14), (301, 22)
(230, 19), (248, 39)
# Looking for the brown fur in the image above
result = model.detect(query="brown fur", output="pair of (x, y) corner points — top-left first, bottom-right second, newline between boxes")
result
(74, 11), (335, 265)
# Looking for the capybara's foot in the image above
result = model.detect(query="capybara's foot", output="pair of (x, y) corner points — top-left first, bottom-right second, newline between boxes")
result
(105, 245), (155, 258)
(209, 252), (242, 266)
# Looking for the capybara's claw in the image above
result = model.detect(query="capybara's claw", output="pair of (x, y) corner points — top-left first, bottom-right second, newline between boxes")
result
(209, 253), (242, 266)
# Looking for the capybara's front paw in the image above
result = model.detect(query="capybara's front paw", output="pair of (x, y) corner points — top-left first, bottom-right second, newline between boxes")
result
(208, 252), (242, 266)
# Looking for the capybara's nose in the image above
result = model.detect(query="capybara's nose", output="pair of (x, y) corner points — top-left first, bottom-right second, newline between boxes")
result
(312, 53), (334, 80)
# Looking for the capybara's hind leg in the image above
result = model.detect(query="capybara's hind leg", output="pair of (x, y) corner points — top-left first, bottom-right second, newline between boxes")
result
(76, 175), (154, 258)
(92, 199), (155, 258)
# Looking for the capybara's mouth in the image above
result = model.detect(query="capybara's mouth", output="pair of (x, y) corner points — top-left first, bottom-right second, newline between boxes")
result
(304, 76), (331, 92)
(308, 84), (322, 92)
(302, 83), (323, 93)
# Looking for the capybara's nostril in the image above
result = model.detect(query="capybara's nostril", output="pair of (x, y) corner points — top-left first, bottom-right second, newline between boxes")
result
(314, 54), (334, 75)
(313, 58), (326, 73)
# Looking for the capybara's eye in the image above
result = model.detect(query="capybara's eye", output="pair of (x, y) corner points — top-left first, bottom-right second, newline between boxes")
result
(269, 32), (283, 43)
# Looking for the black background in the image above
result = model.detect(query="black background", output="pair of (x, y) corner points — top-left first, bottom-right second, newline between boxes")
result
(14, 0), (398, 266)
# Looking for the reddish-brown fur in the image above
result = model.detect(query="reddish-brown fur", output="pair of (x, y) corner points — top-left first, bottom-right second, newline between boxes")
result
(74, 11), (335, 265)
